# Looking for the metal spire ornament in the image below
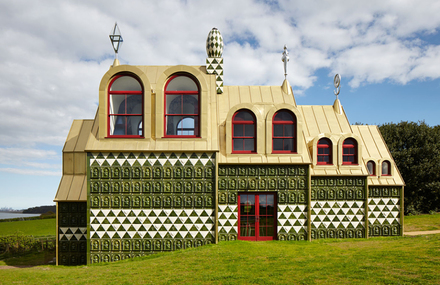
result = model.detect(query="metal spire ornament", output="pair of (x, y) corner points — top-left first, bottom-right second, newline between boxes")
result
(109, 22), (123, 66)
(334, 74), (341, 99)
(281, 45), (289, 79)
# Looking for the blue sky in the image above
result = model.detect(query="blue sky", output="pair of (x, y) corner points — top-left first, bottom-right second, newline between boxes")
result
(0, 0), (440, 209)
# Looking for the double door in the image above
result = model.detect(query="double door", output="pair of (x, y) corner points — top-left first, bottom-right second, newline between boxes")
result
(238, 193), (276, 241)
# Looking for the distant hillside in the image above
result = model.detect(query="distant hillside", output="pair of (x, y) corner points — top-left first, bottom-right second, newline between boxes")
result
(22, 205), (56, 214)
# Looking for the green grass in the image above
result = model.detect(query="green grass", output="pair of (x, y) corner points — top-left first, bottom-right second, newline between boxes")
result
(0, 235), (439, 284)
(405, 213), (440, 232)
(0, 218), (56, 237)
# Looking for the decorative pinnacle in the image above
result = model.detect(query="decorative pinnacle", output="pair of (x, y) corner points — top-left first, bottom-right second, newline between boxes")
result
(281, 45), (289, 79)
(334, 74), (341, 99)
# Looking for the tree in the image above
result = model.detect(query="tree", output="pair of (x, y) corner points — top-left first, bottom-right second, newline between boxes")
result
(379, 121), (440, 214)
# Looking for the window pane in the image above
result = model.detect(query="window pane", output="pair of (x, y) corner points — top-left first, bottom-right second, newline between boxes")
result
(274, 111), (293, 122)
(166, 95), (181, 114)
(110, 115), (126, 135)
(138, 121), (143, 136)
(273, 138), (283, 150)
(166, 76), (198, 91)
(234, 124), (244, 137)
(234, 111), (254, 122)
(165, 115), (182, 135)
(233, 139), (243, 151)
(284, 139), (294, 150)
(367, 161), (374, 175)
(274, 125), (283, 137)
(245, 124), (254, 137)
(182, 95), (198, 114)
(244, 139), (255, 151)
(110, 76), (142, 91)
(318, 139), (331, 146)
(177, 117), (195, 136)
(126, 95), (142, 114)
(284, 125), (294, 137)
(382, 162), (389, 175)
(109, 94), (126, 114)
(127, 116), (142, 136)
(344, 139), (356, 146)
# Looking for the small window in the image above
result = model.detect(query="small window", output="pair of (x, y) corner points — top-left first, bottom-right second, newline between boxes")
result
(232, 110), (256, 153)
(382, 160), (391, 176)
(272, 110), (296, 153)
(317, 138), (332, 165)
(342, 138), (358, 165)
(367, 160), (375, 175)
(164, 75), (199, 137)
(108, 75), (143, 137)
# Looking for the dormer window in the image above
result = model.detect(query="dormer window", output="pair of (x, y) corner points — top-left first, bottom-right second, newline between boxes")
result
(164, 75), (200, 137)
(272, 110), (296, 153)
(317, 138), (332, 165)
(108, 75), (143, 137)
(232, 110), (256, 153)
(342, 138), (358, 165)
(367, 160), (375, 175)
(382, 160), (391, 176)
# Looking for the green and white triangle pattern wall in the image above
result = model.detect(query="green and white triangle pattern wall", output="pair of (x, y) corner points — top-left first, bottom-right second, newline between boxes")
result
(310, 177), (367, 239)
(311, 201), (365, 239)
(218, 205), (238, 241)
(90, 209), (215, 240)
(89, 152), (215, 168)
(277, 204), (307, 241)
(367, 186), (402, 237)
(206, 57), (223, 94)
(368, 198), (401, 236)
(59, 227), (87, 241)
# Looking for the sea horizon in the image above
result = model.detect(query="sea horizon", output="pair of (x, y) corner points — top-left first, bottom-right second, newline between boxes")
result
(0, 212), (41, 220)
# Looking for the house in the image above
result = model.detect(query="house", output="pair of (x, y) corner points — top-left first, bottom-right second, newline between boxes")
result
(54, 28), (404, 265)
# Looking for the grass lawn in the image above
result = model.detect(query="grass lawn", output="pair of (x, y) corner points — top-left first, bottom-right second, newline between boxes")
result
(0, 235), (439, 284)
(0, 218), (56, 237)
(1, 214), (439, 284)
(405, 213), (440, 232)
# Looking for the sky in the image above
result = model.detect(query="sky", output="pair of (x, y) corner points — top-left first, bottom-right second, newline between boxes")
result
(1, 0), (440, 209)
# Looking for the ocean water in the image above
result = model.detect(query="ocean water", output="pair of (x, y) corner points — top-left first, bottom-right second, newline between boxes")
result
(0, 212), (41, 220)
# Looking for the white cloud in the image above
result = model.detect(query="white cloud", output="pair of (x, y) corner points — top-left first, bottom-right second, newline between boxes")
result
(0, 0), (440, 183)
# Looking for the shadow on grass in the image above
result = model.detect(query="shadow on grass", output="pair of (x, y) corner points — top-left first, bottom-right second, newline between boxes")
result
(0, 250), (56, 267)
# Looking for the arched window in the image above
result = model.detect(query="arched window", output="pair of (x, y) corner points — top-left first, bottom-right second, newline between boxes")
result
(367, 160), (375, 175)
(272, 110), (296, 153)
(382, 160), (391, 176)
(164, 74), (199, 137)
(108, 75), (143, 137)
(342, 138), (358, 165)
(232, 110), (256, 153)
(317, 138), (332, 165)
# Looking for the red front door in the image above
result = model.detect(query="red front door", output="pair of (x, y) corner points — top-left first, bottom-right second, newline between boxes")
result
(238, 193), (276, 241)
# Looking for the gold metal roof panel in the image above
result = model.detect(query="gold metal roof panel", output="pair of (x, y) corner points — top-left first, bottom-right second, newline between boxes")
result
(63, 121), (83, 152)
(54, 175), (73, 202)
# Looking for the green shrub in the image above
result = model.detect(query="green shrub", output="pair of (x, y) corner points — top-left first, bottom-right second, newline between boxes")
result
(0, 233), (39, 255)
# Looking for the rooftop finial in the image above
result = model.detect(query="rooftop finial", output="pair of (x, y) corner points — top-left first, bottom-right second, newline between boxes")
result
(109, 22), (123, 67)
(281, 45), (289, 79)
(334, 74), (341, 99)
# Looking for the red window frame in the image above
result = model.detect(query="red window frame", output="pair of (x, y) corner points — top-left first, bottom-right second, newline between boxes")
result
(232, 110), (256, 153)
(164, 74), (200, 138)
(272, 110), (296, 153)
(107, 74), (143, 138)
(367, 160), (376, 176)
(342, 138), (358, 165)
(382, 160), (391, 176)
(238, 193), (277, 241)
(317, 138), (332, 165)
